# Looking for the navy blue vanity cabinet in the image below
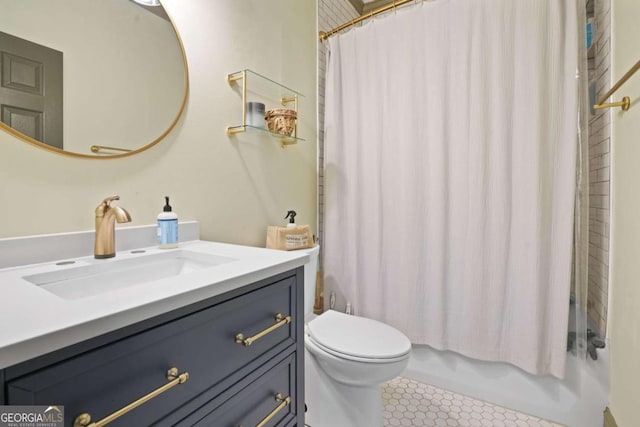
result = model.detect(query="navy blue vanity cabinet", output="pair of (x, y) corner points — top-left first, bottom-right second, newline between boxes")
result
(1, 267), (305, 427)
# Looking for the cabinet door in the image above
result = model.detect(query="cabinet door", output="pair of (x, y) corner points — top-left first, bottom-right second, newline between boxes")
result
(190, 352), (297, 427)
(6, 275), (297, 427)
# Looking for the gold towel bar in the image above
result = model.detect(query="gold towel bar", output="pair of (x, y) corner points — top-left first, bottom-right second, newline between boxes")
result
(319, 0), (414, 40)
(593, 59), (640, 111)
(73, 367), (189, 427)
(90, 145), (132, 153)
(593, 96), (630, 111)
(235, 313), (292, 346)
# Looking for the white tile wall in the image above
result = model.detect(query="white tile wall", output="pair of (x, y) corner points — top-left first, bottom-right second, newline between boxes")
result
(587, 0), (611, 335)
(317, 0), (359, 271)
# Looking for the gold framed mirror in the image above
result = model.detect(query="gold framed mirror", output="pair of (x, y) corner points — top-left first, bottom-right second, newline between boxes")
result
(0, 0), (188, 159)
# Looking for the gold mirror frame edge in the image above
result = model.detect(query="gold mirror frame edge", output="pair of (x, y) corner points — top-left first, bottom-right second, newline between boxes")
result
(0, 6), (190, 160)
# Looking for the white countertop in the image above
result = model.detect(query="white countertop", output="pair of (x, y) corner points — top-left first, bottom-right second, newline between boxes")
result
(0, 240), (308, 369)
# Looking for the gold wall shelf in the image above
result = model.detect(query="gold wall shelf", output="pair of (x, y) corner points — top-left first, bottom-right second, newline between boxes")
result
(226, 69), (305, 147)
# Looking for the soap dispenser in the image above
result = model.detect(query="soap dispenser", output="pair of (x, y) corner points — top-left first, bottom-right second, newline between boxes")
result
(157, 196), (178, 249)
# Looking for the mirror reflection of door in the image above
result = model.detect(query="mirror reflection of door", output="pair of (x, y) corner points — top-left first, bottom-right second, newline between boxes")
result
(0, 31), (62, 149)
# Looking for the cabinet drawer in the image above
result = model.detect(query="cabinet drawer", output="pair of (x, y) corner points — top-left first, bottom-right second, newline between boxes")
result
(190, 352), (297, 427)
(6, 275), (297, 427)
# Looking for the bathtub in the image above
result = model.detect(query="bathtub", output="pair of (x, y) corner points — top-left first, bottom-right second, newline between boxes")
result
(404, 343), (608, 427)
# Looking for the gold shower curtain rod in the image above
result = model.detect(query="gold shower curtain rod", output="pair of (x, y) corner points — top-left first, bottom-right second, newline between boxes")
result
(593, 59), (640, 111)
(319, 0), (415, 40)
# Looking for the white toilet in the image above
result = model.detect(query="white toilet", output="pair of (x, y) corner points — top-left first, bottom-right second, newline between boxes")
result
(301, 246), (411, 427)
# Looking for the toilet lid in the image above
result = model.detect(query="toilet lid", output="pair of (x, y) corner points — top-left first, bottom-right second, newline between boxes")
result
(307, 310), (411, 360)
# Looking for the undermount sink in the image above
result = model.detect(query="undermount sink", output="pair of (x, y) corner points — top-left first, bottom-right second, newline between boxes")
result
(23, 250), (237, 300)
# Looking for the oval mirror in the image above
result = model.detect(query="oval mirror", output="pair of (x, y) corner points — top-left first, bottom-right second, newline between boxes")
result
(0, 0), (188, 158)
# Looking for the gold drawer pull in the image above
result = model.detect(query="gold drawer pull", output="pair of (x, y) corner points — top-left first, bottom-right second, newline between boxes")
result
(235, 313), (292, 347)
(239, 393), (292, 427)
(73, 367), (189, 427)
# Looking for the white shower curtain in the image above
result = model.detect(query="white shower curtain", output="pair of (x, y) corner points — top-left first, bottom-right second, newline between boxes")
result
(323, 0), (578, 378)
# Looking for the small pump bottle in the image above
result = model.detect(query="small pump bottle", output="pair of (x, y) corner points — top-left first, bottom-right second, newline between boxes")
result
(157, 196), (178, 249)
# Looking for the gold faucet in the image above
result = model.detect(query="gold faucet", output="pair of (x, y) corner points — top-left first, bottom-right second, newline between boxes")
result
(95, 196), (131, 259)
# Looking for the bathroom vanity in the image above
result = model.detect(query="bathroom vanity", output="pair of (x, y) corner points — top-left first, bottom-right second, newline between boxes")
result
(0, 234), (307, 427)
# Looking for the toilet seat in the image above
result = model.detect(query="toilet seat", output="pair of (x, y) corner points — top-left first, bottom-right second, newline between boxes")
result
(306, 310), (411, 363)
(307, 336), (410, 363)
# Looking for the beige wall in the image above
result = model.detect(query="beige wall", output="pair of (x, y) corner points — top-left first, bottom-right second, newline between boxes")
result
(0, 0), (184, 154)
(609, 1), (640, 425)
(0, 0), (318, 248)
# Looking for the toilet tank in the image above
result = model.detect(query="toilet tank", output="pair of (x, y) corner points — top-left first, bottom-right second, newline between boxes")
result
(299, 245), (320, 317)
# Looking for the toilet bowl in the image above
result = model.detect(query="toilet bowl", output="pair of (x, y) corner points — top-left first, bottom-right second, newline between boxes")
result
(300, 246), (411, 427)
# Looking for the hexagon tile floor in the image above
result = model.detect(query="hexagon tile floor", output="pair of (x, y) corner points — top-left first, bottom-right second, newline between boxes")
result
(382, 377), (565, 427)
